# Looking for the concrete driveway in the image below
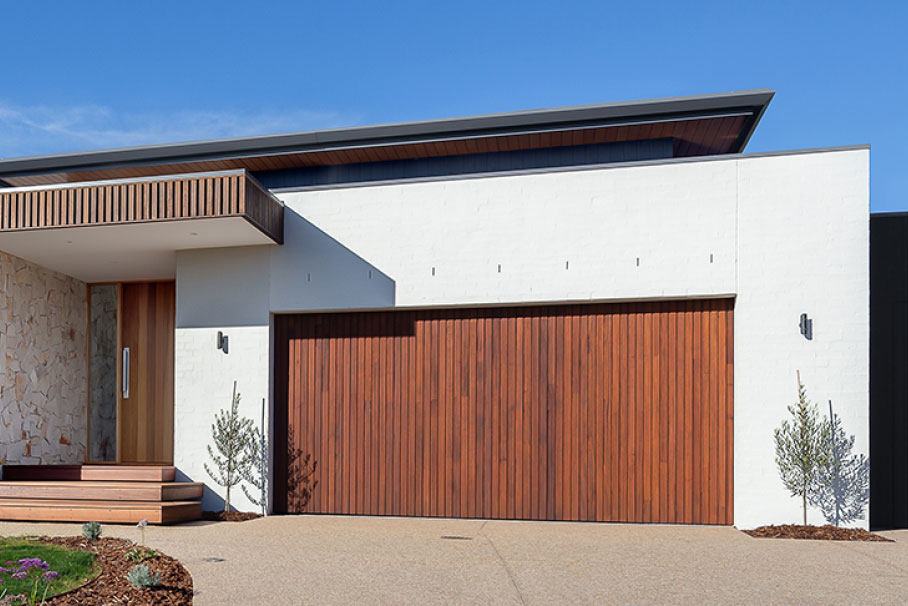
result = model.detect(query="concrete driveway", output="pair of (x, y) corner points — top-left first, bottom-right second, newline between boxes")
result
(1, 517), (906, 605)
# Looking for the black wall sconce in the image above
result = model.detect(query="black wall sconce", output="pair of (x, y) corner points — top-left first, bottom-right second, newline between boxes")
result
(217, 331), (229, 354)
(799, 313), (813, 341)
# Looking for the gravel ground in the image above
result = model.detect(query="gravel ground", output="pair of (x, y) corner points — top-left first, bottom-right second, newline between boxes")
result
(1, 517), (906, 605)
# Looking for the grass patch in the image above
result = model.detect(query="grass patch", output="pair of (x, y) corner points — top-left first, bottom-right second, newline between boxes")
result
(0, 537), (97, 599)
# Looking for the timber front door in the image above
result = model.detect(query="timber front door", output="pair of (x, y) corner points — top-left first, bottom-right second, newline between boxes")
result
(87, 282), (175, 464)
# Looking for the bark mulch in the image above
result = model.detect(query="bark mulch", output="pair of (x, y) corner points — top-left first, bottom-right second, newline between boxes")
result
(202, 511), (263, 522)
(40, 536), (193, 605)
(743, 524), (893, 542)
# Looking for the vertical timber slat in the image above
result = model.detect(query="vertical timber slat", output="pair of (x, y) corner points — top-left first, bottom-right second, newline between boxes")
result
(274, 299), (734, 524)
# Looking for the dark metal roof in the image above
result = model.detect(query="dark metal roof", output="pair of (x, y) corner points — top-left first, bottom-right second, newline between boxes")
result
(0, 89), (774, 185)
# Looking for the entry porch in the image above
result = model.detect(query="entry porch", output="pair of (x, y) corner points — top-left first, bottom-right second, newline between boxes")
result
(0, 170), (284, 523)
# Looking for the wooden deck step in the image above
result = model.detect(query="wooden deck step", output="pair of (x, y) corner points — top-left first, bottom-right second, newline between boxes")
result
(82, 466), (176, 482)
(0, 498), (201, 525)
(0, 481), (203, 502)
(0, 466), (202, 524)
(2, 465), (176, 482)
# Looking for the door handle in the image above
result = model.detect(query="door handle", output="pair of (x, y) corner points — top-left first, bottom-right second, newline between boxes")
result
(122, 347), (130, 399)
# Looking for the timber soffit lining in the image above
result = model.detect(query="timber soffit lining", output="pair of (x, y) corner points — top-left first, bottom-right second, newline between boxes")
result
(0, 90), (774, 187)
(0, 170), (284, 244)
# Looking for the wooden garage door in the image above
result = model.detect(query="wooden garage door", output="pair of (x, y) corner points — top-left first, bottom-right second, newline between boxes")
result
(273, 299), (734, 524)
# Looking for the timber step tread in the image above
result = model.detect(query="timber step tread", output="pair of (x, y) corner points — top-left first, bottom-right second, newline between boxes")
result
(0, 481), (199, 488)
(0, 499), (201, 509)
(0, 499), (202, 525)
(0, 481), (203, 502)
(2, 465), (176, 482)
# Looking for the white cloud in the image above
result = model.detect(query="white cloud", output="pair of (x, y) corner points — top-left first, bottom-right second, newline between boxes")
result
(0, 100), (361, 159)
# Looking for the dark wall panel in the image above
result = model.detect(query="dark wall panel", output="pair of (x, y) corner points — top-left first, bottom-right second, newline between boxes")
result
(870, 212), (908, 529)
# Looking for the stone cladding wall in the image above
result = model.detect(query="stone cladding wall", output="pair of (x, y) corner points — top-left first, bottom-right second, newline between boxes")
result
(0, 252), (86, 464)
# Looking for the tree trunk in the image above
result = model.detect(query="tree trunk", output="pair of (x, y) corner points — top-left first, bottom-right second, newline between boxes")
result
(802, 491), (807, 526)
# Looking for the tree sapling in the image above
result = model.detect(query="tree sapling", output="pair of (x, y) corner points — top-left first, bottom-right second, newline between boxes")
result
(774, 371), (832, 525)
(204, 381), (254, 512)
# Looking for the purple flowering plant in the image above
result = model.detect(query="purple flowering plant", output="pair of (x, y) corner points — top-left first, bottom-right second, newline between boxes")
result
(0, 557), (61, 605)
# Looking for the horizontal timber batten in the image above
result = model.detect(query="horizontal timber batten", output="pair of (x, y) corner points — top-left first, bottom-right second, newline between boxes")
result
(0, 170), (284, 243)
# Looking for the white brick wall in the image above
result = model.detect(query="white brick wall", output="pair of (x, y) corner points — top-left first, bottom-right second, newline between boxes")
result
(280, 160), (737, 306)
(734, 150), (869, 528)
(174, 218), (393, 511)
(175, 148), (869, 525)
(174, 326), (269, 511)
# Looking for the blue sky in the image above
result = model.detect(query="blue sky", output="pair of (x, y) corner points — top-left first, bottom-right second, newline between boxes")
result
(0, 1), (904, 211)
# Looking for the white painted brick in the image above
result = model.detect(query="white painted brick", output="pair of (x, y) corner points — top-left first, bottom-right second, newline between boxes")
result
(173, 326), (269, 512)
(734, 149), (869, 528)
(174, 149), (869, 524)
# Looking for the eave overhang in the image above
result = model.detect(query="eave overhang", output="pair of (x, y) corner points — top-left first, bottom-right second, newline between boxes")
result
(0, 89), (774, 187)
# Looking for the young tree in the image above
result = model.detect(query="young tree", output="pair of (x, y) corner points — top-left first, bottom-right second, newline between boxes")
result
(773, 371), (831, 525)
(204, 381), (254, 512)
(242, 398), (269, 516)
(810, 401), (870, 526)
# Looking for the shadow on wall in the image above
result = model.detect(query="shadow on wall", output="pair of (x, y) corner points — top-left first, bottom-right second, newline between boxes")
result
(282, 426), (318, 513)
(811, 401), (870, 527)
(175, 209), (396, 328)
(175, 435), (318, 514)
(174, 468), (228, 512)
(269, 208), (396, 313)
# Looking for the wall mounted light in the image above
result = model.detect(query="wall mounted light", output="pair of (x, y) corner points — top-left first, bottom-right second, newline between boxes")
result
(799, 313), (813, 341)
(217, 331), (229, 354)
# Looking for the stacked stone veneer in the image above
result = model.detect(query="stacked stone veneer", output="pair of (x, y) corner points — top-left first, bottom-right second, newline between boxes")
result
(0, 252), (87, 464)
(88, 285), (117, 461)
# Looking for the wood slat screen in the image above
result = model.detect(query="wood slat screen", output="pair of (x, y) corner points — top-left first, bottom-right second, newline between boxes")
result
(0, 171), (283, 243)
(274, 299), (734, 525)
(243, 176), (284, 244)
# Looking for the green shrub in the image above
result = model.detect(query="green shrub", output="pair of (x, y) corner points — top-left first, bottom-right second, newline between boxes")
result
(81, 522), (102, 541)
(125, 547), (158, 563)
(126, 564), (160, 589)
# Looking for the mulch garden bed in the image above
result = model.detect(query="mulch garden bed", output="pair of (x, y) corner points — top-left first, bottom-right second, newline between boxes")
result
(202, 511), (262, 522)
(39, 537), (193, 605)
(743, 524), (893, 542)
